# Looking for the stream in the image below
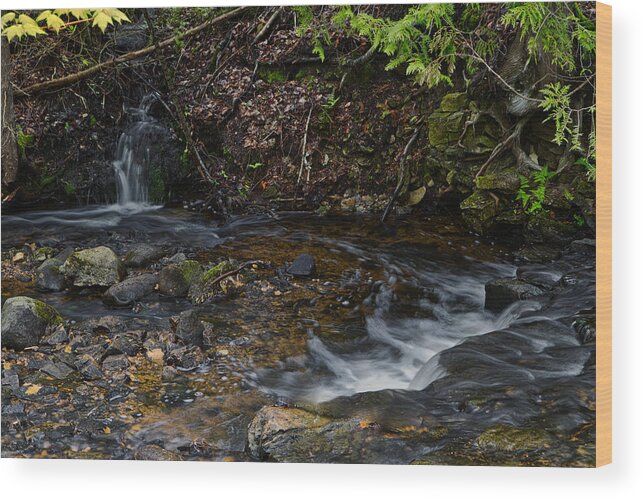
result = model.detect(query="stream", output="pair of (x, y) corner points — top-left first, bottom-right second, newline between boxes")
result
(1, 96), (596, 465)
(1, 205), (596, 465)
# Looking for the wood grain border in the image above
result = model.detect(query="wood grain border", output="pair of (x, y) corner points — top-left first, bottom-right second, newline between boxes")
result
(596, 1), (612, 467)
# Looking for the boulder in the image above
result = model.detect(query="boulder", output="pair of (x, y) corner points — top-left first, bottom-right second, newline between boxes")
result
(158, 260), (202, 297)
(287, 254), (316, 278)
(62, 246), (125, 287)
(103, 273), (158, 306)
(1, 297), (63, 350)
(123, 243), (166, 268)
(484, 278), (545, 312)
(474, 171), (520, 192)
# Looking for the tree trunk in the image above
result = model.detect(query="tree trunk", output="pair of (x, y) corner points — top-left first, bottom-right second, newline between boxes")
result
(1, 38), (18, 188)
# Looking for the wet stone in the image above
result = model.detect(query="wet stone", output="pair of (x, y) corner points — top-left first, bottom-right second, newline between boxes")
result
(41, 324), (68, 346)
(35, 258), (66, 292)
(167, 345), (205, 371)
(108, 331), (143, 356)
(74, 354), (104, 380)
(1, 296), (63, 350)
(102, 354), (129, 372)
(174, 309), (204, 347)
(103, 273), (158, 306)
(484, 278), (545, 312)
(40, 361), (74, 380)
(123, 243), (166, 268)
(287, 254), (316, 278)
(134, 444), (182, 461)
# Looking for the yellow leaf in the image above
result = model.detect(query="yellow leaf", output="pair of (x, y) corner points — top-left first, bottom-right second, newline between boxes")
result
(2, 12), (16, 28)
(92, 11), (114, 33)
(46, 14), (65, 32)
(25, 384), (42, 395)
(4, 24), (25, 42)
(103, 426), (111, 434)
(18, 14), (38, 26)
(36, 10), (52, 22)
(22, 23), (46, 37)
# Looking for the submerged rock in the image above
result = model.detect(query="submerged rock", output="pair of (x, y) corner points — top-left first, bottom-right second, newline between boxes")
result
(158, 260), (202, 297)
(103, 273), (158, 306)
(287, 254), (316, 278)
(484, 278), (545, 312)
(62, 246), (126, 287)
(1, 297), (63, 350)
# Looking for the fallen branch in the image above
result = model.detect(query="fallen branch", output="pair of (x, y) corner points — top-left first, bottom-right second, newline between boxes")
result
(253, 7), (284, 44)
(15, 7), (248, 97)
(207, 260), (262, 291)
(381, 127), (420, 223)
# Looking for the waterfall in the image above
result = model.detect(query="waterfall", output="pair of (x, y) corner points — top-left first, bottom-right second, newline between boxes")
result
(113, 94), (162, 208)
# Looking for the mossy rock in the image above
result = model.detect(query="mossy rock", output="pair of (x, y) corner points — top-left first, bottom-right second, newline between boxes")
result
(439, 92), (468, 112)
(428, 111), (466, 151)
(526, 215), (577, 243)
(1, 296), (63, 350)
(62, 246), (126, 288)
(460, 191), (498, 233)
(158, 260), (203, 297)
(475, 171), (520, 192)
(188, 260), (238, 303)
(258, 67), (288, 84)
(476, 425), (554, 452)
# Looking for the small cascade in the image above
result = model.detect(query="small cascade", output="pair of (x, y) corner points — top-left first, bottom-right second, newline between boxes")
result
(113, 94), (163, 208)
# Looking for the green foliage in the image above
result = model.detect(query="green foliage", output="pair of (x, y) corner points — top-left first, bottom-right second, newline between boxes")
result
(516, 166), (555, 214)
(319, 93), (340, 129)
(576, 157), (596, 182)
(248, 162), (262, 170)
(291, 6), (331, 62)
(2, 9), (129, 41)
(17, 129), (34, 159)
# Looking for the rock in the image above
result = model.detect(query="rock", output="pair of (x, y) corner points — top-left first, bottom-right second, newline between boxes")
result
(174, 310), (204, 347)
(123, 243), (166, 268)
(35, 258), (66, 292)
(474, 171), (520, 192)
(247, 406), (331, 461)
(103, 273), (157, 306)
(40, 361), (74, 380)
(166, 345), (204, 371)
(287, 254), (316, 278)
(161, 365), (180, 382)
(134, 444), (182, 461)
(158, 260), (202, 297)
(41, 324), (68, 346)
(102, 354), (129, 372)
(428, 110), (466, 151)
(62, 246), (126, 287)
(460, 192), (498, 234)
(476, 425), (554, 452)
(526, 216), (577, 244)
(405, 186), (426, 207)
(74, 354), (104, 380)
(12, 251), (25, 263)
(1, 297), (63, 350)
(484, 278), (545, 312)
(108, 332), (143, 356)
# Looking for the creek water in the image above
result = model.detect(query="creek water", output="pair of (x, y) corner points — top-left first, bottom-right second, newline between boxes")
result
(1, 205), (596, 463)
(0, 94), (595, 463)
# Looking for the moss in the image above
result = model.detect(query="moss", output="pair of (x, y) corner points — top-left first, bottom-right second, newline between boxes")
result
(476, 425), (554, 452)
(33, 300), (63, 326)
(428, 111), (465, 150)
(259, 68), (288, 84)
(475, 171), (520, 192)
(179, 260), (203, 284)
(439, 92), (468, 112)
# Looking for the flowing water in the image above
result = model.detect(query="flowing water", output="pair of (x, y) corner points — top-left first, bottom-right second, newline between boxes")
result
(0, 95), (595, 463)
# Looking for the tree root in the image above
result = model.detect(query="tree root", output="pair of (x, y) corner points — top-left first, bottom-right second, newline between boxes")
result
(253, 7), (284, 44)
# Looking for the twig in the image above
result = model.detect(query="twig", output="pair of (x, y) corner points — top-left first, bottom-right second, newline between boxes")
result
(294, 105), (314, 204)
(381, 127), (420, 223)
(207, 260), (262, 291)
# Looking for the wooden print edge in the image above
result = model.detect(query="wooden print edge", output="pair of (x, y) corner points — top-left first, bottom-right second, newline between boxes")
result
(596, 1), (612, 468)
